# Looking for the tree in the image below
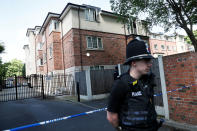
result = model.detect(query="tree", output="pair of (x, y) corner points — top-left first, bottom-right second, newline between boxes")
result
(110, 0), (197, 51)
(0, 41), (6, 78)
(0, 41), (5, 54)
(0, 62), (10, 78)
(6, 59), (24, 77)
(185, 30), (197, 45)
(22, 64), (26, 77)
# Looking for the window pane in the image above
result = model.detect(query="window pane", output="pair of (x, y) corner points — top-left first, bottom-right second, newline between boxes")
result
(98, 38), (103, 48)
(41, 59), (43, 65)
(50, 47), (53, 57)
(92, 37), (97, 48)
(87, 37), (92, 48)
(154, 44), (157, 49)
(49, 21), (53, 34)
(85, 9), (89, 20)
(89, 9), (94, 21)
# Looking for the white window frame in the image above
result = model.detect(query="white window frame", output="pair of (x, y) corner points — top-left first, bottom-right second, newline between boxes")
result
(37, 42), (44, 50)
(49, 20), (59, 34)
(85, 8), (96, 21)
(43, 53), (47, 63)
(49, 44), (53, 59)
(161, 45), (165, 50)
(154, 44), (158, 50)
(86, 36), (103, 49)
(167, 45), (170, 51)
(37, 59), (43, 66)
(173, 46), (176, 51)
(42, 33), (45, 43)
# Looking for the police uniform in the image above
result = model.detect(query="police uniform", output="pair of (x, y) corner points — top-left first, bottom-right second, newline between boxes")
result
(107, 39), (159, 131)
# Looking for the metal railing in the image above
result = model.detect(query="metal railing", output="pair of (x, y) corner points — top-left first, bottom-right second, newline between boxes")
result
(0, 74), (75, 102)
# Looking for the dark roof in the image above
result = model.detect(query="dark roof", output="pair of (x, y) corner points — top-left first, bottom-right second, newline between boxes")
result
(28, 3), (122, 35)
(60, 3), (86, 17)
(39, 12), (60, 34)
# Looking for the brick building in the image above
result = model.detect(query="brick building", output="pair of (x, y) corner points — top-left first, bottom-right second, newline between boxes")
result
(149, 32), (194, 58)
(24, 3), (194, 76)
(24, 3), (148, 76)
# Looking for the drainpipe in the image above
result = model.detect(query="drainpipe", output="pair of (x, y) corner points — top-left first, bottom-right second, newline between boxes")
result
(44, 30), (49, 75)
(78, 7), (83, 71)
(60, 20), (66, 77)
(34, 34), (37, 74)
(124, 24), (127, 46)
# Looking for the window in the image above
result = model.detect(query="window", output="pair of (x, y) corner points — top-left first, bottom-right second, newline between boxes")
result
(181, 46), (184, 51)
(37, 59), (43, 66)
(85, 8), (96, 21)
(37, 42), (44, 50)
(179, 37), (184, 42)
(161, 45), (165, 50)
(49, 20), (59, 34)
(166, 37), (168, 41)
(42, 34), (45, 43)
(90, 65), (104, 70)
(153, 35), (156, 38)
(86, 36), (103, 49)
(173, 46), (176, 51)
(167, 46), (170, 51)
(154, 44), (158, 50)
(49, 45), (53, 59)
(43, 53), (47, 63)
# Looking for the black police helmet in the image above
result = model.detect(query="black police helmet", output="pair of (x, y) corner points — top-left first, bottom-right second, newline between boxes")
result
(123, 39), (154, 65)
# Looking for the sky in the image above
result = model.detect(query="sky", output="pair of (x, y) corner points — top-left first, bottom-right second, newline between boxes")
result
(0, 0), (190, 64)
(0, 0), (111, 63)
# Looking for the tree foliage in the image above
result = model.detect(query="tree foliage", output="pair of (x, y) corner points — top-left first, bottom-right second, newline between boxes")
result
(0, 41), (5, 54)
(185, 30), (197, 45)
(110, 0), (197, 51)
(5, 59), (24, 77)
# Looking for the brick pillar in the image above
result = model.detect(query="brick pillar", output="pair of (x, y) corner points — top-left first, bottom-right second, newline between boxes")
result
(163, 52), (197, 125)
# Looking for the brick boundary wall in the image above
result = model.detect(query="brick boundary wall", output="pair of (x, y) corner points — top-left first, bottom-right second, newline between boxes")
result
(163, 52), (197, 125)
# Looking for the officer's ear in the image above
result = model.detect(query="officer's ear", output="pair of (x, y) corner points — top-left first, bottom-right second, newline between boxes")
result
(131, 60), (138, 67)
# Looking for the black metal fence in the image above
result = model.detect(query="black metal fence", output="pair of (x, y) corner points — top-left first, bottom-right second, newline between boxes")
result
(0, 74), (75, 102)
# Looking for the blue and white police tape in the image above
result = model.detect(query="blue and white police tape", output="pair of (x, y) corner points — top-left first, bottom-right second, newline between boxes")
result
(4, 108), (107, 131)
(4, 84), (195, 131)
(153, 84), (194, 97)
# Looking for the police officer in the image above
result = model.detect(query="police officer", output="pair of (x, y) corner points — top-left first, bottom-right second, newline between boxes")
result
(107, 39), (160, 131)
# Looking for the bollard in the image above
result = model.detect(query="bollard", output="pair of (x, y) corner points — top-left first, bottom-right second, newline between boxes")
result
(41, 75), (45, 99)
(15, 75), (18, 100)
(76, 82), (80, 102)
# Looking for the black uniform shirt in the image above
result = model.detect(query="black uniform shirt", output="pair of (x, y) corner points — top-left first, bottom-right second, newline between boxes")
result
(107, 70), (137, 113)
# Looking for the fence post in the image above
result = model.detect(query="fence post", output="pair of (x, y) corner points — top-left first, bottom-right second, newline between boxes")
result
(41, 75), (45, 99)
(15, 75), (18, 100)
(118, 64), (122, 75)
(76, 82), (80, 102)
(158, 55), (169, 120)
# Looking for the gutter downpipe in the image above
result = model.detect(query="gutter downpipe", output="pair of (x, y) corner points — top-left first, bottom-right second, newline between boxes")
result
(60, 19), (66, 86)
(78, 7), (83, 71)
(44, 29), (49, 75)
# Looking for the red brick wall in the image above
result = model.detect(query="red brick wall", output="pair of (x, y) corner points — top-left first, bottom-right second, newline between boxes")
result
(35, 34), (43, 73)
(163, 52), (197, 125)
(52, 32), (63, 70)
(62, 29), (76, 69)
(72, 28), (126, 67)
(41, 17), (63, 74)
